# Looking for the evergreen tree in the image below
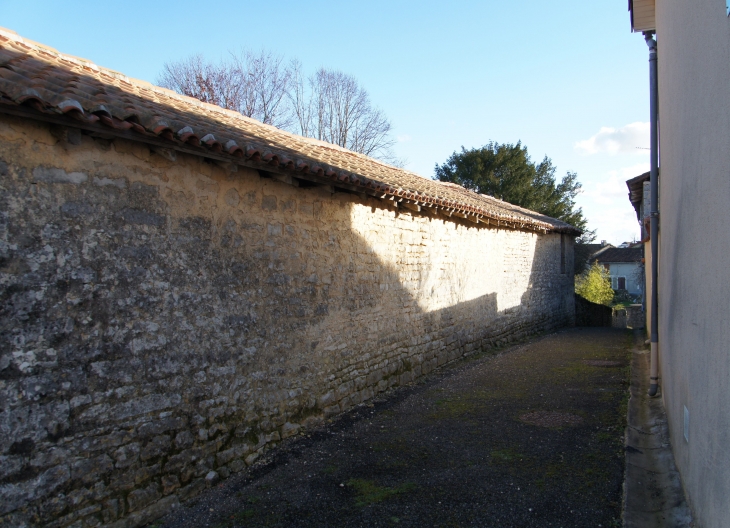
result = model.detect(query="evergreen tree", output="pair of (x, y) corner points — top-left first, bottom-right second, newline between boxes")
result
(434, 142), (588, 233)
(575, 262), (614, 306)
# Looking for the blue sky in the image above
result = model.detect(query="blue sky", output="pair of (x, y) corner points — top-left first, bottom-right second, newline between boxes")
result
(0, 1), (650, 244)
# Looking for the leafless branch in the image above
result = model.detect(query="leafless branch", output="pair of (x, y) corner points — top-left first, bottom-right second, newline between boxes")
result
(159, 53), (399, 163)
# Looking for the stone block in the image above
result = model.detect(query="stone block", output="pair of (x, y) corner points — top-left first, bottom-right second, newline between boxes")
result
(113, 443), (140, 469)
(215, 447), (237, 466)
(162, 448), (198, 473)
(127, 483), (161, 512)
(108, 495), (179, 528)
(0, 455), (24, 481)
(0, 465), (70, 516)
(71, 454), (114, 485)
(39, 495), (68, 521)
(137, 416), (185, 439)
(204, 470), (219, 487)
(101, 499), (120, 524)
(133, 463), (161, 486)
(227, 459), (245, 474)
(280, 422), (300, 439)
(139, 435), (171, 461)
(67, 487), (93, 507)
(161, 475), (180, 495)
(244, 452), (259, 466)
(172, 430), (192, 450)
(178, 479), (205, 502)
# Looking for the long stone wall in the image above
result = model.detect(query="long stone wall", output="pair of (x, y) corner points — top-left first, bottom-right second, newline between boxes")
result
(0, 114), (574, 527)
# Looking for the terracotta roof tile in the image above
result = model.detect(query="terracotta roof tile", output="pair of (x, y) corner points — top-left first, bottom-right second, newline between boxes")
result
(0, 27), (580, 235)
(593, 248), (643, 263)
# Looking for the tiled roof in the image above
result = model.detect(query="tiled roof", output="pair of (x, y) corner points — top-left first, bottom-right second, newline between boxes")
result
(0, 28), (579, 235)
(626, 171), (650, 220)
(593, 247), (643, 264)
(582, 243), (613, 255)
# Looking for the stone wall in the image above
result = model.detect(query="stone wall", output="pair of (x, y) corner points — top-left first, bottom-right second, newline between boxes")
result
(575, 294), (612, 327)
(625, 304), (644, 329)
(0, 114), (574, 527)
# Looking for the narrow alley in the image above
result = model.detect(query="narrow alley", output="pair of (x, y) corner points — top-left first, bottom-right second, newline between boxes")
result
(158, 328), (631, 528)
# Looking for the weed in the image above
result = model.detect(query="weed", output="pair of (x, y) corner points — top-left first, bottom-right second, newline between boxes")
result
(429, 398), (476, 419)
(346, 478), (415, 507)
(490, 448), (524, 463)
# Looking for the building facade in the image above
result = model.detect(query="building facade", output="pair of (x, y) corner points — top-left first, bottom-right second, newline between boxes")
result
(592, 247), (644, 299)
(628, 1), (730, 526)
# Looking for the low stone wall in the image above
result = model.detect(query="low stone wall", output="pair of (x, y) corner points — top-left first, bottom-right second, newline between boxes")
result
(0, 115), (575, 527)
(613, 309), (628, 328)
(574, 295), (613, 327)
(626, 304), (645, 329)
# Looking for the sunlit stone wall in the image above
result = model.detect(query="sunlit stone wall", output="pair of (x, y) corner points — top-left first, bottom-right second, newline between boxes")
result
(0, 114), (574, 527)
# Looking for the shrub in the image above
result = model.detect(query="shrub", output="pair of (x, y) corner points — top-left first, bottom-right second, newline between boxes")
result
(575, 262), (614, 306)
(612, 289), (634, 306)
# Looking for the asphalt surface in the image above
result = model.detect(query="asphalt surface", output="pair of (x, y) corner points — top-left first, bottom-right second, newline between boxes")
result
(156, 327), (631, 528)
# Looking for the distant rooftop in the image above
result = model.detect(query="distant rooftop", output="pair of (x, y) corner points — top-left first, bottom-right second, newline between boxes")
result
(593, 247), (643, 264)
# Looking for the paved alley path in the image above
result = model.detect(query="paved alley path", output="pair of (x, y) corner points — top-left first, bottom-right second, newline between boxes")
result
(158, 328), (631, 528)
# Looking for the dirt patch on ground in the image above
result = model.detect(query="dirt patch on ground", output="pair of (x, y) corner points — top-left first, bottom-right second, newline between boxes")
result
(582, 360), (623, 367)
(519, 411), (584, 428)
(156, 328), (631, 528)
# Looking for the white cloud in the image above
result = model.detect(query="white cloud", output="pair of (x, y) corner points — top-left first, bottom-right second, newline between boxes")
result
(578, 162), (649, 244)
(575, 122), (650, 155)
(583, 163), (650, 205)
(397, 134), (412, 143)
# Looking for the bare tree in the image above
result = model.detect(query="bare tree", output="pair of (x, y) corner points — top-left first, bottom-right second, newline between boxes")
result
(290, 67), (398, 163)
(159, 55), (243, 110)
(160, 51), (292, 129)
(160, 53), (401, 165)
(230, 50), (292, 129)
(289, 59), (313, 137)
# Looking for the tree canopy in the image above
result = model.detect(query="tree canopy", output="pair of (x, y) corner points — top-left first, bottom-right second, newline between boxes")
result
(575, 262), (615, 306)
(434, 142), (588, 233)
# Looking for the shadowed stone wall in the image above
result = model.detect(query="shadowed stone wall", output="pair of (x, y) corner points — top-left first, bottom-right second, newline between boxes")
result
(0, 114), (574, 527)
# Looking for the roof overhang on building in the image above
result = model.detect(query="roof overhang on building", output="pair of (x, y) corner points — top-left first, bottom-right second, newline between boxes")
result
(629, 0), (656, 32)
(626, 171), (650, 220)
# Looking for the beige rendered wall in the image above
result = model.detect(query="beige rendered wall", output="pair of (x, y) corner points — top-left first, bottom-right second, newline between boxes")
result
(643, 239), (652, 339)
(655, 1), (730, 526)
(0, 114), (574, 526)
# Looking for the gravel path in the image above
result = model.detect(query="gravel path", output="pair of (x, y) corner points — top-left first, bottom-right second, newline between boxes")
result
(155, 327), (631, 528)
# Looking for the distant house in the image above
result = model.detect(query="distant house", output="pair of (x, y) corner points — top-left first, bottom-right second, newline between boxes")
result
(591, 247), (643, 297)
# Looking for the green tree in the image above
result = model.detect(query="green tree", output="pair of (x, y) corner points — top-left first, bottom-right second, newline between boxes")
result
(434, 142), (589, 233)
(575, 262), (614, 306)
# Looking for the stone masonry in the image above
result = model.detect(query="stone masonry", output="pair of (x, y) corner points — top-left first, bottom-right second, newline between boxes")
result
(0, 114), (575, 527)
